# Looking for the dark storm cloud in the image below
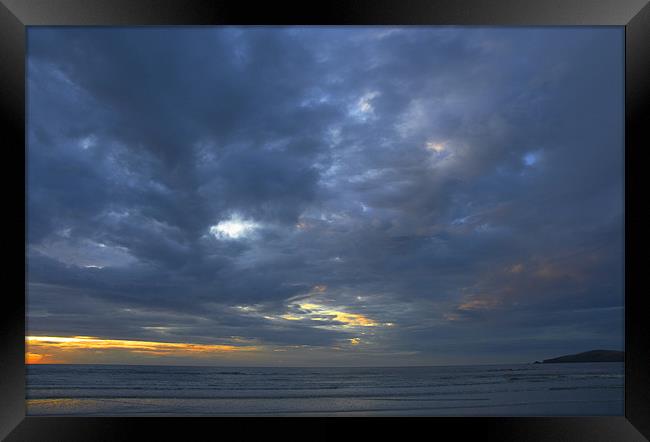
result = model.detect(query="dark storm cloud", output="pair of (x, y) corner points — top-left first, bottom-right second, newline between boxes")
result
(27, 27), (623, 364)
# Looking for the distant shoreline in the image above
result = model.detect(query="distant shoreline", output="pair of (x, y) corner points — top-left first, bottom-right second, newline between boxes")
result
(533, 350), (624, 364)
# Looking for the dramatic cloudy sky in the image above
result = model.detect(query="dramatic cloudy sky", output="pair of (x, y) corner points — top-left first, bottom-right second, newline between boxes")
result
(26, 27), (624, 366)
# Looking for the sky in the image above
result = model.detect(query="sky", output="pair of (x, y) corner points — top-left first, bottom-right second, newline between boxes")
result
(26, 27), (624, 367)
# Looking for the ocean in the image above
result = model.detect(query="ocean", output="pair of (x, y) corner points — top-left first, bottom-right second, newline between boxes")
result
(26, 362), (624, 416)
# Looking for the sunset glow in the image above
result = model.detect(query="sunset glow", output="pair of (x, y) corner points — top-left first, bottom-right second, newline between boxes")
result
(26, 336), (259, 364)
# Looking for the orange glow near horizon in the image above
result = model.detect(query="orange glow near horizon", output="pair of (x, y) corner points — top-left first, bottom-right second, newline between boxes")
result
(26, 352), (43, 364)
(26, 335), (259, 364)
(25, 352), (61, 364)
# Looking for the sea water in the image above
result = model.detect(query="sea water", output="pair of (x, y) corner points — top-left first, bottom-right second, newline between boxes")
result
(26, 362), (624, 416)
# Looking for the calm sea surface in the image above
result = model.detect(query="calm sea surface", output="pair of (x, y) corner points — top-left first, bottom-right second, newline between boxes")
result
(27, 363), (624, 416)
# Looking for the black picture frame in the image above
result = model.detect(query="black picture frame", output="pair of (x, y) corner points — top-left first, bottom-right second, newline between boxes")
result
(1, 0), (648, 440)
